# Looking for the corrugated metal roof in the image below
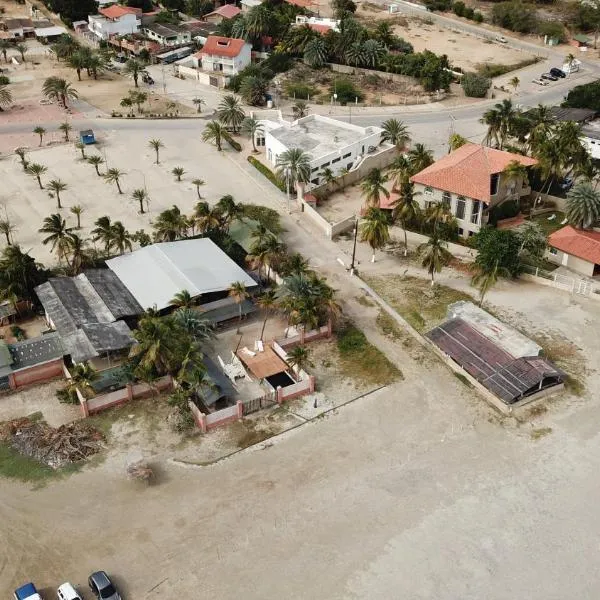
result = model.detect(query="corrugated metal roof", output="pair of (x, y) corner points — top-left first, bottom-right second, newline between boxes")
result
(200, 298), (255, 324)
(106, 239), (257, 311)
(81, 270), (142, 318)
(9, 332), (64, 371)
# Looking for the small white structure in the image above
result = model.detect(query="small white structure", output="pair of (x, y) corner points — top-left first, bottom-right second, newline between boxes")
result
(241, 0), (263, 11)
(143, 22), (191, 46)
(581, 120), (600, 160)
(88, 5), (141, 40)
(294, 15), (340, 32)
(258, 115), (384, 188)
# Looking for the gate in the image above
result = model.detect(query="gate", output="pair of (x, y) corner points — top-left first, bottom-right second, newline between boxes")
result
(575, 279), (592, 296)
(0, 375), (10, 391)
(241, 391), (277, 415)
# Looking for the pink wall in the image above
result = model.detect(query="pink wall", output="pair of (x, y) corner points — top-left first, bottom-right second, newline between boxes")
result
(9, 359), (64, 389)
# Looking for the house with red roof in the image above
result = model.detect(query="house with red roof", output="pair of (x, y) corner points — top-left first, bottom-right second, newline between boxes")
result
(194, 35), (252, 79)
(203, 4), (241, 24)
(88, 5), (141, 40)
(410, 143), (537, 238)
(547, 225), (600, 277)
(294, 15), (340, 33)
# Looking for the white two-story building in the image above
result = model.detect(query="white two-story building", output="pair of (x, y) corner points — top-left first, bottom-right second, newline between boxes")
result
(196, 35), (252, 76)
(88, 5), (141, 41)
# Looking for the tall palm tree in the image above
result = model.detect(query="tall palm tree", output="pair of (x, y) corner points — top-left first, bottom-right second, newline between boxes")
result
(304, 36), (328, 68)
(192, 97), (206, 113)
(292, 100), (309, 120)
(191, 178), (205, 199)
(287, 345), (313, 376)
(229, 281), (249, 331)
(110, 221), (133, 254)
(388, 154), (411, 192)
(47, 179), (68, 209)
(425, 201), (452, 232)
(0, 84), (12, 110)
(360, 168), (389, 209)
(172, 166), (185, 181)
(75, 141), (86, 159)
(131, 188), (148, 214)
(91, 216), (114, 254)
(42, 76), (78, 108)
(503, 160), (528, 196)
(124, 58), (144, 87)
(320, 167), (336, 188)
(418, 232), (452, 285)
(281, 252), (310, 276)
(33, 126), (46, 146)
(69, 363), (98, 397)
(70, 205), (83, 228)
(392, 183), (420, 256)
(217, 94), (245, 134)
(276, 148), (311, 200)
(257, 289), (277, 340)
(39, 213), (72, 262)
(0, 40), (11, 63)
(26, 163), (47, 189)
(194, 201), (221, 233)
(59, 121), (72, 142)
(535, 139), (564, 194)
(509, 76), (520, 93)
(241, 116), (263, 152)
(15, 43), (27, 61)
(14, 148), (27, 170)
(148, 138), (163, 164)
(68, 50), (87, 81)
(172, 308), (214, 342)
(565, 182), (600, 229)
(87, 154), (104, 175)
(527, 104), (554, 154)
(202, 120), (226, 151)
(153, 205), (188, 241)
(381, 118), (410, 150)
(360, 207), (390, 262)
(407, 143), (434, 174)
(65, 232), (89, 275)
(480, 98), (518, 150)
(471, 262), (508, 306)
(0, 218), (15, 245)
(215, 194), (244, 229)
(104, 168), (125, 194)
(171, 289), (194, 308)
(0, 244), (46, 303)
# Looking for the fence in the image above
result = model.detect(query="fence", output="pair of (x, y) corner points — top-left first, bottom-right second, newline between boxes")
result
(520, 264), (600, 299)
(275, 324), (332, 350)
(190, 400), (244, 432)
(241, 390), (277, 414)
(278, 376), (314, 401)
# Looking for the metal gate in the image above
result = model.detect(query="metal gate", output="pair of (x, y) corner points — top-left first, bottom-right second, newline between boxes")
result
(241, 391), (277, 415)
(575, 280), (592, 296)
(0, 375), (10, 391)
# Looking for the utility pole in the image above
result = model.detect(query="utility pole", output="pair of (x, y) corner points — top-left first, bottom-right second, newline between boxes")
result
(350, 217), (359, 276)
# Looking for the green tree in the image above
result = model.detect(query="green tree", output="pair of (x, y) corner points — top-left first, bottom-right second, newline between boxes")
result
(33, 126), (46, 146)
(276, 148), (312, 200)
(192, 97), (206, 113)
(257, 289), (277, 340)
(202, 120), (225, 151)
(110, 221), (133, 254)
(304, 36), (328, 68)
(381, 118), (410, 149)
(392, 182), (420, 256)
(480, 98), (518, 150)
(0, 244), (46, 303)
(70, 205), (83, 229)
(241, 116), (263, 152)
(509, 76), (520, 93)
(461, 72), (491, 98)
(471, 262), (508, 306)
(217, 94), (245, 134)
(171, 289), (194, 308)
(516, 221), (546, 260)
(42, 76), (78, 108)
(26, 163), (48, 189)
(68, 49), (87, 80)
(39, 213), (72, 262)
(287, 345), (313, 374)
(0, 84), (11, 110)
(91, 216), (115, 254)
(65, 232), (90, 275)
(124, 58), (144, 87)
(0, 40), (11, 63)
(418, 231), (452, 285)
(565, 181), (600, 229)
(407, 143), (434, 174)
(87, 154), (104, 176)
(47, 179), (68, 209)
(191, 178), (205, 199)
(15, 147), (27, 169)
(360, 168), (389, 209)
(149, 138), (164, 164)
(15, 43), (27, 62)
(448, 133), (468, 152)
(104, 168), (125, 194)
(292, 100), (309, 120)
(0, 218), (15, 246)
(229, 281), (249, 330)
(239, 75), (268, 106)
(193, 201), (221, 234)
(172, 166), (185, 181)
(360, 207), (390, 262)
(473, 227), (521, 277)
(75, 141), (86, 159)
(153, 205), (188, 241)
(59, 121), (72, 142)
(131, 188), (149, 214)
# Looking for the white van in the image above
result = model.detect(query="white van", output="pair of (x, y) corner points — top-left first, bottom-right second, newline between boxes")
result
(563, 59), (581, 74)
(57, 583), (82, 600)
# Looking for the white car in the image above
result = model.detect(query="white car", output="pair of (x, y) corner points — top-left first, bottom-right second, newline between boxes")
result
(532, 78), (549, 86)
(57, 583), (82, 600)
(496, 35), (507, 43)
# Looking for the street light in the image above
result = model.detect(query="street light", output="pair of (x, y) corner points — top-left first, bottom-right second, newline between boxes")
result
(350, 216), (359, 276)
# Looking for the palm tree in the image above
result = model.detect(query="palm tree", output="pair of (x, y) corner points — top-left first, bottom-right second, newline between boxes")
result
(129, 90), (148, 114)
(320, 167), (337, 188)
(194, 201), (221, 233)
(110, 221), (133, 254)
(172, 166), (185, 181)
(172, 308), (214, 342)
(70, 205), (83, 228)
(360, 168), (389, 209)
(75, 141), (86, 159)
(381, 118), (410, 150)
(392, 183), (420, 256)
(276, 148), (311, 200)
(565, 52), (576, 75)
(304, 36), (328, 68)
(0, 218), (15, 245)
(503, 160), (528, 196)
(120, 96), (133, 116)
(47, 179), (68, 209)
(241, 116), (263, 152)
(239, 75), (268, 106)
(292, 100), (309, 120)
(15, 43), (27, 61)
(257, 289), (277, 340)
(33, 126), (46, 146)
(407, 143), (434, 174)
(124, 58), (144, 87)
(566, 182), (600, 229)
(14, 147), (27, 169)
(87, 154), (104, 176)
(360, 207), (390, 262)
(131, 188), (148, 214)
(59, 121), (72, 142)
(388, 154), (411, 192)
(217, 94), (245, 134)
(0, 244), (46, 303)
(418, 232), (452, 285)
(171, 289), (194, 308)
(509, 76), (520, 93)
(287, 345), (313, 376)
(69, 363), (98, 397)
(153, 205), (188, 241)
(91, 216), (114, 254)
(202, 120), (226, 151)
(148, 138), (163, 164)
(39, 213), (72, 262)
(448, 133), (468, 152)
(425, 201), (452, 231)
(130, 313), (181, 377)
(0, 84), (12, 110)
(229, 281), (249, 331)
(26, 163), (47, 189)
(282, 252), (310, 276)
(65, 232), (89, 275)
(471, 262), (507, 306)
(42, 76), (78, 108)
(192, 97), (206, 113)
(479, 98), (518, 150)
(0, 40), (11, 63)
(68, 50), (87, 81)
(191, 178), (205, 199)
(104, 168), (125, 194)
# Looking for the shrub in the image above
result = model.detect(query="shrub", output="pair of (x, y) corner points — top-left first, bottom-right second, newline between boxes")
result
(337, 326), (367, 354)
(463, 6), (474, 18)
(473, 11), (484, 22)
(492, 1), (537, 32)
(563, 80), (600, 111)
(461, 72), (491, 98)
(424, 0), (452, 10)
(489, 199), (519, 224)
(0, 75), (9, 85)
(224, 133), (242, 152)
(247, 156), (286, 192)
(453, 1), (465, 16)
(331, 78), (364, 103)
(10, 325), (26, 341)
(537, 21), (566, 42)
(241, 204), (283, 234)
(284, 81), (318, 100)
(473, 227), (522, 277)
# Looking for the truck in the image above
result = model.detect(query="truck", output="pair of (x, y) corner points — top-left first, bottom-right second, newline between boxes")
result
(14, 582), (42, 600)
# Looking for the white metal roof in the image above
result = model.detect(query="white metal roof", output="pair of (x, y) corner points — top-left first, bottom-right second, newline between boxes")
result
(106, 239), (256, 311)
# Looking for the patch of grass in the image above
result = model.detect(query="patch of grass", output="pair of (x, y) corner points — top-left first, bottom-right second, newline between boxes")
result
(376, 310), (402, 340)
(530, 427), (552, 440)
(564, 375), (585, 397)
(527, 404), (548, 418)
(527, 212), (566, 237)
(337, 325), (401, 386)
(454, 372), (473, 388)
(476, 57), (540, 78)
(356, 294), (375, 308)
(234, 420), (278, 449)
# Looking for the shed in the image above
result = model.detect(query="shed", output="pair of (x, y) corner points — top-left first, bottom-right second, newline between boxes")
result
(79, 129), (95, 145)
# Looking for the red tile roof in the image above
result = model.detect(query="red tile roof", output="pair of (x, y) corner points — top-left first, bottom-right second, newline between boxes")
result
(548, 225), (600, 264)
(307, 23), (332, 34)
(410, 143), (537, 204)
(206, 4), (241, 18)
(99, 5), (141, 19)
(201, 35), (246, 57)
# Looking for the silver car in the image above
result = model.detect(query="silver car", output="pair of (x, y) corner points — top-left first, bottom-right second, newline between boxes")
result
(88, 571), (121, 600)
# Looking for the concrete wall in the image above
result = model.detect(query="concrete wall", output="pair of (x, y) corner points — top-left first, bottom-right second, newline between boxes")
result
(547, 248), (595, 276)
(190, 400), (244, 432)
(201, 44), (251, 76)
(9, 358), (64, 390)
(88, 14), (140, 39)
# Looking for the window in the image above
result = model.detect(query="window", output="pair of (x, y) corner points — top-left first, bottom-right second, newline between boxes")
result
(549, 247), (558, 255)
(311, 166), (319, 173)
(343, 152), (351, 158)
(458, 228), (464, 236)
(268, 149), (273, 162)
(347, 163), (353, 169)
(332, 157), (341, 164)
(468, 231), (474, 237)
(424, 186), (433, 196)
(321, 161), (330, 168)
(442, 191), (451, 208)
(471, 200), (480, 224)
(490, 173), (500, 195)
(455, 197), (466, 220)
(311, 177), (319, 185)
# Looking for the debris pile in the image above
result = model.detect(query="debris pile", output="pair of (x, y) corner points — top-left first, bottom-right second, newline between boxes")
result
(0, 418), (105, 469)
(127, 460), (153, 482)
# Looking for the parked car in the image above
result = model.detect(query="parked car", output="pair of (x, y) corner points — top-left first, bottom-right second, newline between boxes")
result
(532, 78), (549, 86)
(495, 35), (507, 43)
(57, 583), (82, 600)
(88, 572), (121, 600)
(541, 73), (558, 81)
(550, 67), (566, 78)
(142, 72), (154, 85)
(14, 583), (42, 600)
(559, 177), (573, 190)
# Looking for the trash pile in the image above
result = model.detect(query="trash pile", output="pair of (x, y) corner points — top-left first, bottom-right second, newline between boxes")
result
(126, 460), (153, 482)
(0, 417), (105, 469)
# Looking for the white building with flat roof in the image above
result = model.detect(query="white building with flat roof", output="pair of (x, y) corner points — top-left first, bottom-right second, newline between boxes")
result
(258, 115), (384, 188)
(88, 5), (141, 40)
(581, 120), (600, 160)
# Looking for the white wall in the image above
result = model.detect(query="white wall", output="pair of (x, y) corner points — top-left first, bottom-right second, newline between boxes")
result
(582, 135), (600, 160)
(88, 13), (140, 39)
(201, 43), (251, 75)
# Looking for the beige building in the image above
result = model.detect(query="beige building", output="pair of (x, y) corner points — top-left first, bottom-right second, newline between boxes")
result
(410, 144), (537, 238)
(547, 225), (600, 277)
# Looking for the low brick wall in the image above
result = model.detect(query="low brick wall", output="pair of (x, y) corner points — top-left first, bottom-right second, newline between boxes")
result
(9, 358), (64, 389)
(190, 400), (244, 433)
